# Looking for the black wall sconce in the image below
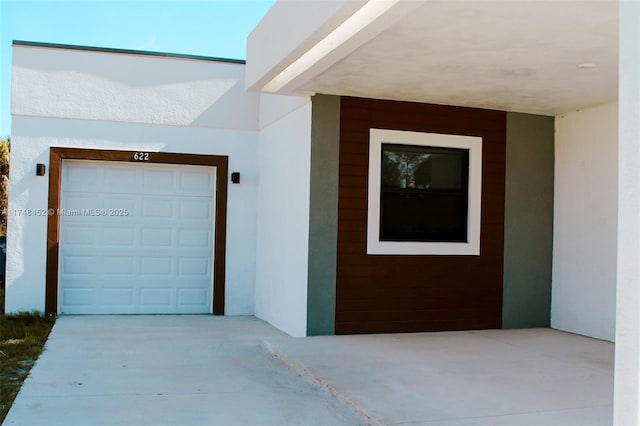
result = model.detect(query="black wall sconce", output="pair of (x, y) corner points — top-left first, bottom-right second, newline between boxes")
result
(231, 172), (240, 184)
(36, 163), (46, 176)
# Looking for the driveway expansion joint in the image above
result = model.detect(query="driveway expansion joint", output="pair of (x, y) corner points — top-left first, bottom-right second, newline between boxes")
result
(262, 339), (385, 426)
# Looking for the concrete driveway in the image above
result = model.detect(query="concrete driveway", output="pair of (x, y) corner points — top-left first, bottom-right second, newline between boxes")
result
(266, 328), (614, 426)
(3, 316), (361, 426)
(4, 317), (613, 426)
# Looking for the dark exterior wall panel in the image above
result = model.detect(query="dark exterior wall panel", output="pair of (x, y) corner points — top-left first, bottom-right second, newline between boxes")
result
(336, 97), (507, 335)
(307, 94), (341, 335)
(502, 112), (554, 328)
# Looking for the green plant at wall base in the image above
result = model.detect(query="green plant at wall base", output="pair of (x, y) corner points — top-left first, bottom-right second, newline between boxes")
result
(0, 138), (9, 237)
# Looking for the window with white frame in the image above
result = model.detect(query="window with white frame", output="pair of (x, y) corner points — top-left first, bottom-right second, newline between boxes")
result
(367, 129), (482, 255)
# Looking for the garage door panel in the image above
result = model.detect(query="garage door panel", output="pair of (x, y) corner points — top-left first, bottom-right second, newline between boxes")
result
(62, 226), (98, 245)
(182, 170), (214, 192)
(140, 256), (173, 275)
(141, 227), (173, 247)
(63, 163), (217, 196)
(177, 287), (209, 306)
(59, 160), (216, 314)
(105, 166), (136, 187)
(142, 198), (173, 218)
(60, 280), (212, 314)
(64, 194), (102, 211)
(179, 199), (213, 220)
(101, 196), (137, 211)
(63, 256), (100, 275)
(65, 165), (101, 188)
(179, 229), (211, 248)
(61, 283), (211, 314)
(140, 288), (171, 306)
(143, 168), (175, 188)
(178, 257), (210, 276)
(103, 227), (136, 246)
(61, 287), (94, 307)
(102, 257), (135, 275)
(63, 194), (138, 213)
(101, 288), (133, 306)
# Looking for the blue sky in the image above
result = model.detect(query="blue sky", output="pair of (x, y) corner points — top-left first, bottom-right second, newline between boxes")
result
(0, 0), (276, 137)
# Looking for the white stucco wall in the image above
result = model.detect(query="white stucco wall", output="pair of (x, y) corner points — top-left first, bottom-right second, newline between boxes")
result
(254, 97), (311, 337)
(552, 101), (618, 342)
(7, 45), (260, 315)
(258, 93), (311, 130)
(615, 4), (640, 422)
(12, 45), (258, 131)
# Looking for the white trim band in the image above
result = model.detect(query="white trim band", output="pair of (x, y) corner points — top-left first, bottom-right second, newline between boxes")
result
(366, 128), (483, 256)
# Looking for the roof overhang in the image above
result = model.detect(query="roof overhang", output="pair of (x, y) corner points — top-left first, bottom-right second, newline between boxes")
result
(246, 0), (618, 115)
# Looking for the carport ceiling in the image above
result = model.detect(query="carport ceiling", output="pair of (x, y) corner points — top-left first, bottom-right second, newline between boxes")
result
(297, 0), (618, 116)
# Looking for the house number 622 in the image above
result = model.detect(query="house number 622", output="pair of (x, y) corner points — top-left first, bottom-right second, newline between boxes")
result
(134, 152), (150, 161)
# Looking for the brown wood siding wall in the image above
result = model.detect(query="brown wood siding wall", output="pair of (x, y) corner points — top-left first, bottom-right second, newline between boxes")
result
(336, 97), (507, 334)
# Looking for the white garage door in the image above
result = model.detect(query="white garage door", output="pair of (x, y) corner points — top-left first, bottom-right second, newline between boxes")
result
(58, 160), (216, 314)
